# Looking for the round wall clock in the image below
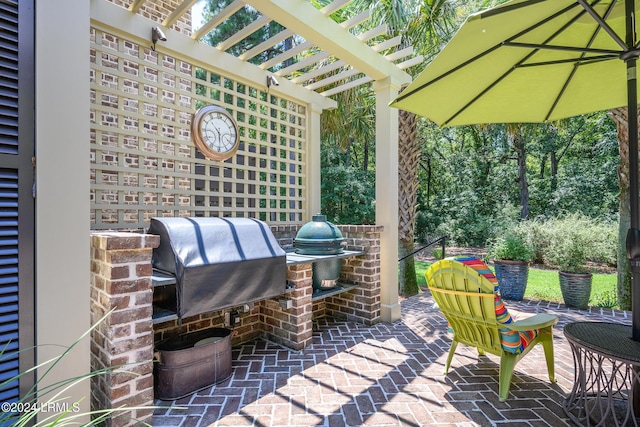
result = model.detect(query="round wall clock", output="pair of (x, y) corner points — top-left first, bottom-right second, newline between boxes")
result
(191, 105), (240, 161)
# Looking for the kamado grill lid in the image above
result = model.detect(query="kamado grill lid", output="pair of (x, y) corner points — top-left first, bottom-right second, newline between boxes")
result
(294, 214), (345, 255)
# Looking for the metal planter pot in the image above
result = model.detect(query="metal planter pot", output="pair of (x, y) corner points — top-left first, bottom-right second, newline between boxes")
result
(154, 328), (232, 400)
(559, 272), (592, 310)
(494, 260), (529, 301)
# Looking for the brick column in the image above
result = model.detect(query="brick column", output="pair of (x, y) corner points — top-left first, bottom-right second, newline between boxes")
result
(90, 232), (158, 426)
(261, 263), (313, 350)
(326, 225), (383, 326)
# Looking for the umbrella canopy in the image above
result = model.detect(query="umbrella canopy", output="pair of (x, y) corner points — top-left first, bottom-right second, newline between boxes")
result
(391, 0), (640, 338)
(392, 0), (640, 126)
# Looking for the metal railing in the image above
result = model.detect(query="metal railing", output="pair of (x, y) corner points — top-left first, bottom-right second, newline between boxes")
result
(398, 235), (448, 262)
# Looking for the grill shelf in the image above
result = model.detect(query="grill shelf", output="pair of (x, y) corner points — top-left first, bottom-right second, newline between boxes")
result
(285, 250), (365, 265)
(311, 282), (358, 301)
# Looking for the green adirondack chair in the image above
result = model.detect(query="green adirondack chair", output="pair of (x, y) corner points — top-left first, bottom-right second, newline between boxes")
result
(425, 256), (557, 401)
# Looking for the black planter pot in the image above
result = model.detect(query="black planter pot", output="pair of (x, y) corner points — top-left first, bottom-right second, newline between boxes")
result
(494, 260), (529, 300)
(559, 271), (592, 310)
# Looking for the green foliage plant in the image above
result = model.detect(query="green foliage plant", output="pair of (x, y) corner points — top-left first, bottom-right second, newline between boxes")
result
(548, 241), (589, 274)
(517, 213), (617, 268)
(516, 218), (552, 264)
(544, 222), (590, 274)
(0, 311), (172, 426)
(590, 288), (618, 308)
(487, 233), (534, 262)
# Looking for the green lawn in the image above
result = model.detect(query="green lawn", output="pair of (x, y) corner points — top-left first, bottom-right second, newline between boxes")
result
(414, 261), (618, 309)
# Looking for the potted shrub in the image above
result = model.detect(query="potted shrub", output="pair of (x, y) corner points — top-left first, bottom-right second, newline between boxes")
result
(545, 234), (592, 310)
(487, 233), (534, 300)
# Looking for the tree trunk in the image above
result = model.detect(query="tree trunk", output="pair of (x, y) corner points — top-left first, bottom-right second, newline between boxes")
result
(363, 138), (369, 171)
(423, 157), (432, 208)
(398, 109), (420, 296)
(513, 129), (530, 220)
(610, 107), (633, 310)
(283, 36), (294, 67)
(618, 189), (632, 311)
(345, 137), (351, 168)
(550, 151), (558, 192)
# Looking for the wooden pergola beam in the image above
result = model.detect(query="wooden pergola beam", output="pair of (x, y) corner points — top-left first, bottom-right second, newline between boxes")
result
(243, 0), (411, 86)
(191, 0), (244, 41)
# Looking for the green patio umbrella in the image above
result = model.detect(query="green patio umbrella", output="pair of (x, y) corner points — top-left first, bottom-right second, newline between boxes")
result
(391, 0), (640, 338)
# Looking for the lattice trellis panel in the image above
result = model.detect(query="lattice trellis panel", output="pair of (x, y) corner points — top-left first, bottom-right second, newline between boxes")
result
(90, 28), (307, 230)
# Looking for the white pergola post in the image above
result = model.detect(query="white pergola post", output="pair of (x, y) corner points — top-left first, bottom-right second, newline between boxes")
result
(306, 103), (323, 218)
(374, 78), (401, 323)
(36, 0), (91, 420)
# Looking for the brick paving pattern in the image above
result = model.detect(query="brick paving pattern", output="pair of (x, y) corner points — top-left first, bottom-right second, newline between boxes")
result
(153, 292), (631, 426)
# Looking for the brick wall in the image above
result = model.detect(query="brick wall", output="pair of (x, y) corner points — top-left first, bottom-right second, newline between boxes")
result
(261, 263), (314, 350)
(153, 305), (263, 347)
(90, 232), (158, 426)
(327, 225), (383, 325)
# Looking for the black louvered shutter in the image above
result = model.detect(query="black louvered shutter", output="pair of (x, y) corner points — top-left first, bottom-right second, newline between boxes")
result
(0, 0), (34, 403)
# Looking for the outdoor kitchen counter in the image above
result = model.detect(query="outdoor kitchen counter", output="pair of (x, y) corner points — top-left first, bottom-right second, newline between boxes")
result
(151, 250), (366, 285)
(151, 250), (366, 323)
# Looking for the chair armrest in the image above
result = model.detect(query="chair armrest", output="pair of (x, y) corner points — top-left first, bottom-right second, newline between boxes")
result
(504, 313), (558, 331)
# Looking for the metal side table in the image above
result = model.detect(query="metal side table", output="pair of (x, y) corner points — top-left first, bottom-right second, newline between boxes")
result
(564, 322), (640, 427)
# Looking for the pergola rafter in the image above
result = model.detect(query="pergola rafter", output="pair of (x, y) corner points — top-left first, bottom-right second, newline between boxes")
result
(129, 0), (418, 96)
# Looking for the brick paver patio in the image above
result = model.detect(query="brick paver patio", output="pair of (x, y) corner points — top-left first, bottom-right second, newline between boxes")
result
(153, 291), (631, 426)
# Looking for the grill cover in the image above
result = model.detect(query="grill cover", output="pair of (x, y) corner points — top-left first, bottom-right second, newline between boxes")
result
(149, 217), (286, 318)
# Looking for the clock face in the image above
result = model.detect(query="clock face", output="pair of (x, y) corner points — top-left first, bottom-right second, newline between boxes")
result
(191, 106), (240, 161)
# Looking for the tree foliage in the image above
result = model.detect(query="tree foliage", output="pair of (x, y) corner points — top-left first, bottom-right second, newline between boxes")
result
(323, 109), (619, 248)
(201, 1), (291, 66)
(410, 113), (619, 247)
(321, 143), (376, 225)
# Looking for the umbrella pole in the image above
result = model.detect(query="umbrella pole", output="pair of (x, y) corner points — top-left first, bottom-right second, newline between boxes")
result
(623, 0), (640, 416)
(624, 0), (640, 343)
(627, 55), (640, 342)
(623, 53), (640, 422)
